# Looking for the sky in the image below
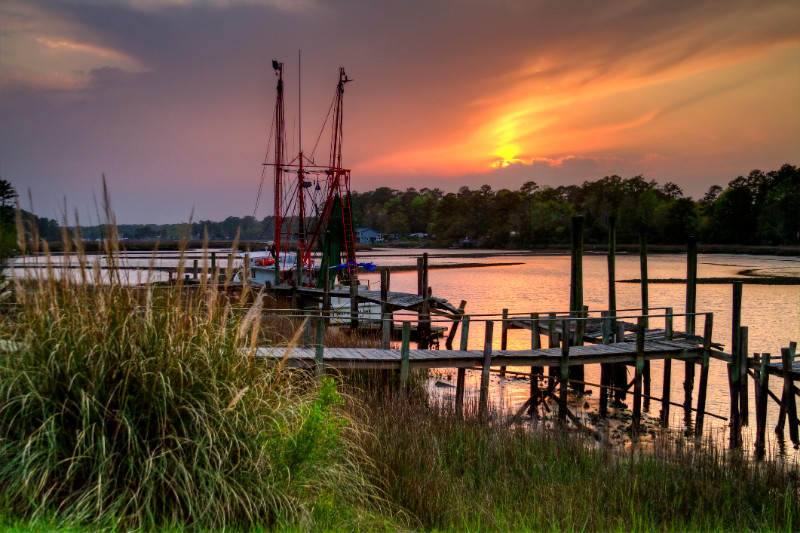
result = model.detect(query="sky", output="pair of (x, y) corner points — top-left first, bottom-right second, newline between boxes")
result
(1, 0), (799, 224)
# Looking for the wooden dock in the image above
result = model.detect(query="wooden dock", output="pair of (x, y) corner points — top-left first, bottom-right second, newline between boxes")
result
(256, 338), (704, 370)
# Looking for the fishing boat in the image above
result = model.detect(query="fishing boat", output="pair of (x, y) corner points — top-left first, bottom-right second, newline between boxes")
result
(236, 59), (379, 321)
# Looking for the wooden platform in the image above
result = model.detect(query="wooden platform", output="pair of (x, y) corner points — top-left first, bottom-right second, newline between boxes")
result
(292, 286), (460, 313)
(254, 338), (704, 370)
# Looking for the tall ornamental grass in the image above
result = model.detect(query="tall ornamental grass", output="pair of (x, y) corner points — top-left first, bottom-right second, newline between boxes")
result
(0, 209), (387, 531)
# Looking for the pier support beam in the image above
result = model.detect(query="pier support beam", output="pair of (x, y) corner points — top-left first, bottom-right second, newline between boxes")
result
(633, 317), (645, 432)
(684, 237), (697, 418)
(729, 282), (743, 448)
(569, 216), (585, 394)
(455, 315), (470, 419)
(755, 353), (770, 458)
(660, 308), (673, 426)
(479, 321), (494, 421)
(559, 319), (571, 421)
(695, 313), (713, 438)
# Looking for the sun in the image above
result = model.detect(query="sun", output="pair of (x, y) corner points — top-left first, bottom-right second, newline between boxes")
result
(493, 144), (522, 168)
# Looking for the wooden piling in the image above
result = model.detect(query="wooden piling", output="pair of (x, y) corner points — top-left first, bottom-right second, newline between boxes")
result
(685, 237), (697, 409)
(416, 257), (423, 296)
(210, 251), (216, 274)
(729, 282), (743, 448)
(479, 321), (494, 420)
(419, 299), (432, 349)
(500, 308), (509, 377)
(455, 315), (470, 419)
(569, 216), (585, 392)
(422, 252), (429, 299)
(781, 346), (798, 446)
(600, 312), (612, 418)
(695, 313), (713, 438)
(613, 321), (627, 404)
(381, 269), (391, 349)
(400, 322), (411, 391)
(193, 259), (198, 280)
(530, 312), (542, 395)
(660, 307), (673, 426)
(445, 300), (467, 350)
(633, 317), (645, 432)
(559, 318), (571, 421)
(607, 213), (617, 316)
(547, 313), (558, 392)
(639, 227), (650, 411)
(755, 353), (770, 457)
(740, 327), (750, 427)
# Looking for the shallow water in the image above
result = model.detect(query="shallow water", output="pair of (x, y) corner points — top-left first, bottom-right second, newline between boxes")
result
(8, 248), (800, 458)
(358, 249), (800, 459)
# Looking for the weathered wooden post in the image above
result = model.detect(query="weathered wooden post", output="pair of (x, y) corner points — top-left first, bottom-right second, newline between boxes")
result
(776, 342), (797, 436)
(419, 299), (431, 350)
(211, 251), (216, 274)
(315, 313), (325, 378)
(455, 315), (470, 419)
(422, 252), (429, 299)
(781, 346), (798, 446)
(600, 311), (612, 418)
(613, 321), (628, 404)
(740, 327), (750, 427)
(695, 313), (713, 437)
(633, 317), (645, 432)
(685, 236), (697, 409)
(661, 307), (674, 426)
(400, 322), (411, 392)
(479, 321), (494, 421)
(570, 215), (585, 393)
(381, 268), (391, 349)
(729, 281), (743, 448)
(416, 257), (423, 296)
(445, 300), (467, 350)
(547, 312), (558, 392)
(530, 312), (542, 395)
(755, 353), (770, 458)
(607, 213), (617, 319)
(559, 318), (571, 421)
(193, 259), (198, 280)
(500, 308), (509, 377)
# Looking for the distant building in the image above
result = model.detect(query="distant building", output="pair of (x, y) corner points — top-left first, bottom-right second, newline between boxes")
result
(356, 227), (383, 244)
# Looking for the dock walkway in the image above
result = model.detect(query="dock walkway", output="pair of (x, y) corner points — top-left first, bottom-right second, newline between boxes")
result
(256, 338), (703, 370)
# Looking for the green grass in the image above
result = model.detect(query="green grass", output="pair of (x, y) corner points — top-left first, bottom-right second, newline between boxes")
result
(356, 393), (799, 531)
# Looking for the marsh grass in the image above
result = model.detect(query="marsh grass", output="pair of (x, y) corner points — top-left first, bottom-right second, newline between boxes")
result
(359, 393), (799, 531)
(0, 203), (391, 531)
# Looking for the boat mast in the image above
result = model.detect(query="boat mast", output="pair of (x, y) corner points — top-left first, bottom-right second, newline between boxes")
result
(272, 60), (284, 286)
(296, 51), (307, 283)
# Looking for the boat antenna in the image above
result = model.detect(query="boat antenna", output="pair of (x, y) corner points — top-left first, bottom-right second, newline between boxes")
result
(298, 49), (302, 158)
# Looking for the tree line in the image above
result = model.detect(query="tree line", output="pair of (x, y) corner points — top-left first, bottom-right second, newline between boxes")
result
(350, 164), (799, 247)
(3, 163), (798, 248)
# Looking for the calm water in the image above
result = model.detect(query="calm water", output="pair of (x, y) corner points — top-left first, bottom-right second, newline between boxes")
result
(9, 248), (800, 456)
(359, 249), (800, 457)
